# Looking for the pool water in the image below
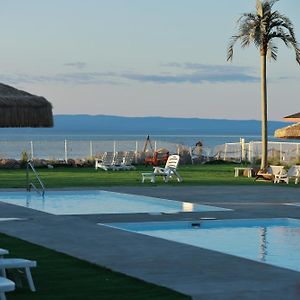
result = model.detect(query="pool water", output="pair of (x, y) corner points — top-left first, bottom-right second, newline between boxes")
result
(103, 218), (300, 272)
(0, 190), (230, 215)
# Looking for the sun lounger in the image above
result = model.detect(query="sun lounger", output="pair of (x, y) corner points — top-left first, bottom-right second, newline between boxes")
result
(255, 165), (284, 182)
(95, 152), (115, 171)
(274, 165), (300, 184)
(121, 151), (136, 170)
(0, 277), (15, 300)
(0, 258), (37, 292)
(142, 154), (182, 183)
(112, 151), (126, 170)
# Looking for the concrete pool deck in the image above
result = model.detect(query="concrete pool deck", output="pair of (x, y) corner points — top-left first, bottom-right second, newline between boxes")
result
(1, 185), (300, 299)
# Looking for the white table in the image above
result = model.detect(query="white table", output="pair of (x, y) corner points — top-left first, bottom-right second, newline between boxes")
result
(234, 167), (253, 178)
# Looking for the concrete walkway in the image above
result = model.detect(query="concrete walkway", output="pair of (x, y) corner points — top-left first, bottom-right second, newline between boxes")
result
(1, 185), (300, 299)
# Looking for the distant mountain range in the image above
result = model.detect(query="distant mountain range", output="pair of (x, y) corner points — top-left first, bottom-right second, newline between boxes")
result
(0, 114), (290, 135)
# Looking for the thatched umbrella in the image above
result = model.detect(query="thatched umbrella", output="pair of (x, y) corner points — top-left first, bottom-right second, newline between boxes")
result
(275, 122), (300, 139)
(0, 83), (53, 127)
(274, 112), (300, 139)
(283, 112), (300, 122)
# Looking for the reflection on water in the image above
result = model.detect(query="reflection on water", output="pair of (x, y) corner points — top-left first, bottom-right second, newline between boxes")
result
(26, 193), (45, 210)
(259, 227), (268, 262)
(182, 202), (194, 212)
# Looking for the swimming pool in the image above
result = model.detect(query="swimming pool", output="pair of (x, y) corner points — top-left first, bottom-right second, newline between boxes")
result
(102, 218), (300, 272)
(0, 190), (231, 215)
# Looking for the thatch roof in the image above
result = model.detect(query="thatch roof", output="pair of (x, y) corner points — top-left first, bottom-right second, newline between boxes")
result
(283, 112), (300, 122)
(0, 83), (53, 127)
(274, 122), (300, 139)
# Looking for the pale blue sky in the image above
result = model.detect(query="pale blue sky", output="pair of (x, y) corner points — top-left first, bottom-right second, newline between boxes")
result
(1, 0), (299, 120)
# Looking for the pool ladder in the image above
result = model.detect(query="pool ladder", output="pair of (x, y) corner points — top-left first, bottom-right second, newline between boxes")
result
(26, 161), (45, 197)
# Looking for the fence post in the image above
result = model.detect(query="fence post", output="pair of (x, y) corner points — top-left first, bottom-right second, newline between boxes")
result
(189, 147), (193, 164)
(89, 141), (93, 157)
(135, 141), (138, 164)
(64, 140), (68, 162)
(30, 141), (34, 160)
(113, 141), (116, 155)
(297, 144), (300, 161)
(280, 143), (283, 162)
(224, 144), (227, 161)
(240, 138), (246, 162)
(248, 142), (252, 163)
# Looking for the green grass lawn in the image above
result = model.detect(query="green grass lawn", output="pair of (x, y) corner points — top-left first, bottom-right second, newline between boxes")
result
(0, 163), (280, 189)
(0, 233), (190, 300)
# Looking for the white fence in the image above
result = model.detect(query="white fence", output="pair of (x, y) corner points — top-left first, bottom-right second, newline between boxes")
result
(2, 138), (298, 165)
(0, 140), (182, 161)
(214, 140), (300, 164)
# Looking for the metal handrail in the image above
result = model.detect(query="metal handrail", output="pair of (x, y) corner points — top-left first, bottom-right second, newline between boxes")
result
(26, 161), (45, 197)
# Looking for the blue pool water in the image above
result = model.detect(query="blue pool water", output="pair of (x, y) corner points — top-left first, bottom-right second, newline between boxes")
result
(103, 218), (300, 272)
(0, 190), (230, 215)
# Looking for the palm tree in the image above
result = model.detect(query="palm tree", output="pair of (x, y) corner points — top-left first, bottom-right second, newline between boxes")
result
(227, 0), (300, 170)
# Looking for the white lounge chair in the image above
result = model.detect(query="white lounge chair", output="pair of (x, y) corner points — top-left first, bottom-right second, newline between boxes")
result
(121, 151), (136, 170)
(142, 154), (182, 183)
(274, 165), (300, 184)
(95, 152), (115, 171)
(0, 277), (15, 300)
(112, 151), (126, 170)
(255, 165), (284, 182)
(0, 258), (37, 292)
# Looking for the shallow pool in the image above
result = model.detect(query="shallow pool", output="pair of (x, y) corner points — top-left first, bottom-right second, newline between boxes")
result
(102, 218), (300, 272)
(0, 190), (230, 215)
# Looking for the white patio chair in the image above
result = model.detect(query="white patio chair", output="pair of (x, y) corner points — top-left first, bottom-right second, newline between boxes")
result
(112, 151), (126, 170)
(142, 154), (182, 183)
(121, 151), (136, 170)
(0, 258), (37, 292)
(95, 152), (115, 171)
(255, 165), (285, 182)
(0, 277), (15, 300)
(274, 165), (300, 184)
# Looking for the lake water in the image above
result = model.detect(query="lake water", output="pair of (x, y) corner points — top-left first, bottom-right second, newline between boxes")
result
(0, 131), (282, 147)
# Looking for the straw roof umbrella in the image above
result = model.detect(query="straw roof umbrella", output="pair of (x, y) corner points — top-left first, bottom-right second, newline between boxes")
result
(0, 83), (53, 127)
(283, 113), (300, 122)
(274, 122), (300, 139)
(274, 112), (300, 139)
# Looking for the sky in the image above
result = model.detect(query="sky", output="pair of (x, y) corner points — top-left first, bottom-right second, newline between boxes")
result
(1, 0), (300, 120)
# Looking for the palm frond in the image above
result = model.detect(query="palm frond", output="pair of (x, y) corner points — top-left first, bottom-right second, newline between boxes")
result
(228, 0), (300, 65)
(256, 0), (263, 17)
(227, 35), (239, 61)
(267, 41), (278, 60)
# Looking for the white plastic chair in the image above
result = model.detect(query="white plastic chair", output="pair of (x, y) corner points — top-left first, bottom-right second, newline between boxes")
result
(121, 151), (136, 170)
(112, 151), (126, 170)
(95, 152), (115, 171)
(0, 277), (15, 300)
(274, 165), (300, 184)
(142, 155), (182, 183)
(255, 165), (285, 182)
(0, 258), (37, 292)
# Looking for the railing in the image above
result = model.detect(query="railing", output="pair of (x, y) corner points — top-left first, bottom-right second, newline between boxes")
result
(214, 140), (300, 164)
(26, 161), (45, 197)
(0, 139), (181, 160)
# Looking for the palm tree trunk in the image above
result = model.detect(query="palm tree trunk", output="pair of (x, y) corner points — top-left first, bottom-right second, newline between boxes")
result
(260, 54), (268, 170)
